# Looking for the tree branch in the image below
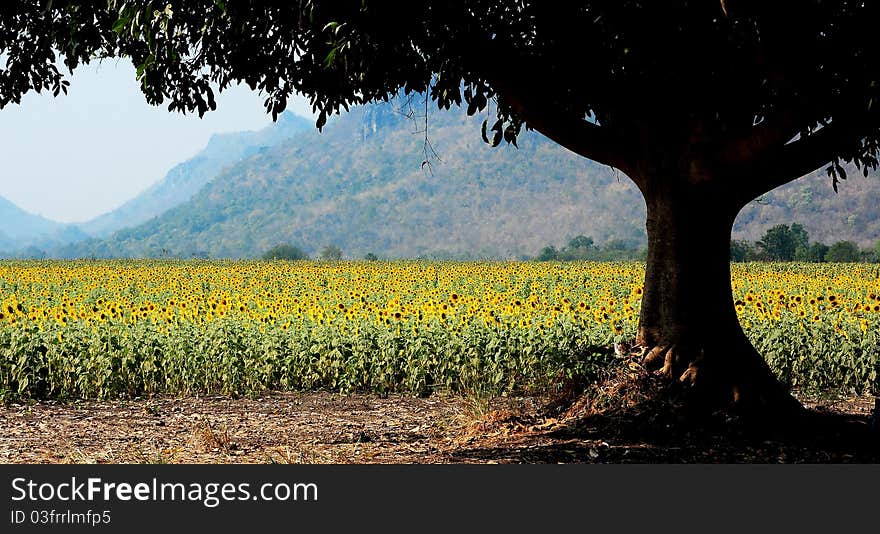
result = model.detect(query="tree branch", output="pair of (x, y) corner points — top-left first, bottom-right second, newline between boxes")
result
(459, 38), (634, 176)
(733, 117), (856, 203)
(718, 107), (803, 165)
(490, 75), (631, 172)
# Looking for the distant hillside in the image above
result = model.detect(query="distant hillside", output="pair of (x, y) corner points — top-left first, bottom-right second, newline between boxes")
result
(0, 195), (65, 241)
(77, 112), (313, 237)
(62, 103), (647, 259)
(0, 196), (92, 256)
(58, 100), (880, 259)
(734, 171), (880, 247)
(0, 229), (13, 252)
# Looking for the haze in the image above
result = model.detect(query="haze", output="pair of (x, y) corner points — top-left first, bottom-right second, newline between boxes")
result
(0, 59), (313, 223)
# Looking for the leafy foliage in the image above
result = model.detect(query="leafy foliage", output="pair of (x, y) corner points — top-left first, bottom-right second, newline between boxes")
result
(536, 236), (644, 262)
(733, 223), (877, 263)
(320, 245), (343, 261)
(757, 224), (806, 261)
(535, 246), (558, 262)
(262, 244), (309, 261)
(4, 2), (880, 408)
(34, 98), (877, 260)
(799, 242), (830, 263)
(4, 3), (880, 191)
(826, 241), (861, 262)
(730, 240), (755, 263)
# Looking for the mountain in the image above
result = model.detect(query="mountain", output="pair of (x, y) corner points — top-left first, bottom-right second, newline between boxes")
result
(0, 195), (65, 242)
(61, 102), (647, 259)
(58, 100), (880, 259)
(0, 196), (92, 257)
(734, 171), (880, 247)
(0, 229), (13, 253)
(77, 112), (314, 237)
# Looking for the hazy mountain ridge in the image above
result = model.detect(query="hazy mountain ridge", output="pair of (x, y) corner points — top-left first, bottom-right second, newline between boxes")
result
(0, 195), (93, 256)
(9, 98), (880, 260)
(0, 229), (13, 252)
(0, 195), (65, 241)
(53, 103), (669, 259)
(76, 112), (314, 237)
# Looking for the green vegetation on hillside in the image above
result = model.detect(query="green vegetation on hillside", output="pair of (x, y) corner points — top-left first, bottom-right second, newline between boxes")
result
(60, 104), (647, 259)
(77, 112), (313, 238)
(50, 101), (880, 261)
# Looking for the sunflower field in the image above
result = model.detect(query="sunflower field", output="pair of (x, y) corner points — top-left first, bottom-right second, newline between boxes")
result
(0, 260), (878, 401)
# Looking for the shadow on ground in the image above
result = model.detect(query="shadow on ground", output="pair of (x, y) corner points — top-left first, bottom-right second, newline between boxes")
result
(444, 371), (879, 463)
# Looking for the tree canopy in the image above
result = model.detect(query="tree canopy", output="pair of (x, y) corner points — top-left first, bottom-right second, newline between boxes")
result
(320, 245), (343, 261)
(826, 240), (861, 262)
(3, 1), (880, 195)
(262, 243), (308, 261)
(756, 224), (807, 261)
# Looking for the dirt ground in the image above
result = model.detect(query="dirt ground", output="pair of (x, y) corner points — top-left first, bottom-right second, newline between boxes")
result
(1, 383), (878, 463)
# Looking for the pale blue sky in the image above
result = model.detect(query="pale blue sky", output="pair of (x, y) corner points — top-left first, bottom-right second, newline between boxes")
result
(0, 60), (314, 223)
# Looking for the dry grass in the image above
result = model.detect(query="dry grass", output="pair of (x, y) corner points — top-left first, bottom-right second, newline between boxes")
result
(192, 421), (238, 453)
(1, 379), (876, 464)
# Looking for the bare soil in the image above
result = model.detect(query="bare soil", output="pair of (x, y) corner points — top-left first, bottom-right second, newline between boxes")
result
(1, 380), (877, 464)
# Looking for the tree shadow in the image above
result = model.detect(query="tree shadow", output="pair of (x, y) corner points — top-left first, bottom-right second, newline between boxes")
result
(445, 374), (879, 463)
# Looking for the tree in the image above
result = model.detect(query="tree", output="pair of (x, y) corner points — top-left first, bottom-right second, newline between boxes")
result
(5, 2), (880, 416)
(729, 240), (754, 263)
(799, 242), (829, 263)
(262, 244), (308, 261)
(320, 245), (343, 261)
(364, 252), (379, 261)
(790, 223), (810, 260)
(756, 224), (800, 261)
(558, 235), (595, 260)
(596, 238), (642, 261)
(567, 235), (595, 251)
(825, 241), (861, 262)
(535, 246), (558, 262)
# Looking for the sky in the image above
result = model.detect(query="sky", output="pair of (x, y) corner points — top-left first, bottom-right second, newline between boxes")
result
(0, 59), (314, 223)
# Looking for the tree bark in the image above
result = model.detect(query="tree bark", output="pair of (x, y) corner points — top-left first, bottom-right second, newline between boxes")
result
(633, 166), (802, 416)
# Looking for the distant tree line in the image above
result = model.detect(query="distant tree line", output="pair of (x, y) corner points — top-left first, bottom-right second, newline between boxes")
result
(534, 227), (880, 263)
(731, 223), (880, 263)
(261, 243), (383, 261)
(534, 235), (646, 262)
(262, 244), (309, 260)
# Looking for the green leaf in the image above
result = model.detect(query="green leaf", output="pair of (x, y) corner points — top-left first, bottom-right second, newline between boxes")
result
(112, 17), (129, 34)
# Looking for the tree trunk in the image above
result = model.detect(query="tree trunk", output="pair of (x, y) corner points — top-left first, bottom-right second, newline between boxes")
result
(633, 169), (802, 416)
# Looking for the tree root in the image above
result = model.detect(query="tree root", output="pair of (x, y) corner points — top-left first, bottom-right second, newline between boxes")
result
(637, 340), (805, 422)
